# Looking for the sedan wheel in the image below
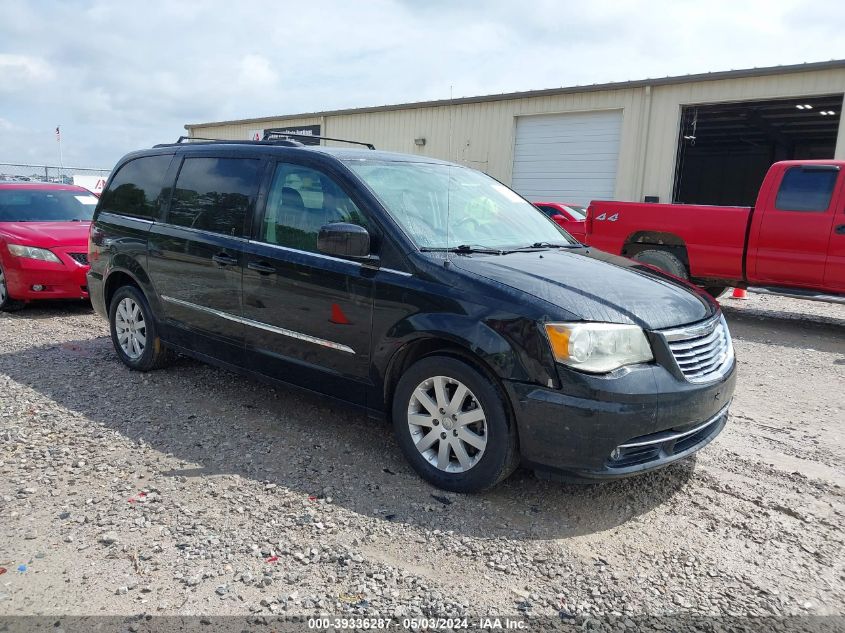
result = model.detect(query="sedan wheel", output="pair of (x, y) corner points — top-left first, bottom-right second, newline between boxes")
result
(407, 376), (488, 473)
(114, 296), (147, 359)
(0, 265), (24, 312)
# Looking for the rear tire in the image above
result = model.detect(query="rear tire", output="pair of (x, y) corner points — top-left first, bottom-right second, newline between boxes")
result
(633, 249), (689, 280)
(392, 355), (519, 493)
(0, 264), (25, 312)
(109, 285), (174, 371)
(703, 286), (729, 300)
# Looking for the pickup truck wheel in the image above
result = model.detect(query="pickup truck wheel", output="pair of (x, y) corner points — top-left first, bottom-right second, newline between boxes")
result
(633, 249), (689, 280)
(704, 286), (728, 299)
(109, 286), (175, 371)
(392, 355), (519, 493)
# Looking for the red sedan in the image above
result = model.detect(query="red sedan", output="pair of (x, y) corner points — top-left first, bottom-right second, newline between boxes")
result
(0, 182), (96, 311)
(534, 202), (587, 242)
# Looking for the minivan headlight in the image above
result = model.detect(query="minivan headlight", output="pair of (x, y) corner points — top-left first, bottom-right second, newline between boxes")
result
(7, 244), (62, 263)
(544, 322), (653, 373)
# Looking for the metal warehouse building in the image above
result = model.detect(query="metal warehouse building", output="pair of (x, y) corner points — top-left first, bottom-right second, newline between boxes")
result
(186, 60), (845, 207)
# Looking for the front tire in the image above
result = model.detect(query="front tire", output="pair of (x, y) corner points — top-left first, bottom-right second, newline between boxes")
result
(109, 285), (174, 371)
(0, 264), (25, 312)
(392, 355), (519, 493)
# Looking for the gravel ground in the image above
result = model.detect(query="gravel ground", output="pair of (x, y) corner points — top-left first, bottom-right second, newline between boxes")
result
(0, 293), (843, 629)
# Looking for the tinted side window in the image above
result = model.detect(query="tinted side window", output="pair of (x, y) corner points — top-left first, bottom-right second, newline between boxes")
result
(536, 205), (557, 217)
(100, 155), (172, 219)
(168, 157), (261, 236)
(775, 167), (839, 212)
(261, 162), (367, 252)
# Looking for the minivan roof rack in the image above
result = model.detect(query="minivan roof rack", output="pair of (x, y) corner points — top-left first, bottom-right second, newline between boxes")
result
(153, 136), (305, 148)
(262, 129), (376, 150)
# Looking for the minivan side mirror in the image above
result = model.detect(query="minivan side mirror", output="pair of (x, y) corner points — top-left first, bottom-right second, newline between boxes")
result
(317, 223), (371, 259)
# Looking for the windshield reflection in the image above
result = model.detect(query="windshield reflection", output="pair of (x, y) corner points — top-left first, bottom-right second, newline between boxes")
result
(345, 160), (576, 250)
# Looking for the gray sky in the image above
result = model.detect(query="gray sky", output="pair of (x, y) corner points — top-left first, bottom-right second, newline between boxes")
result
(1, 0), (844, 168)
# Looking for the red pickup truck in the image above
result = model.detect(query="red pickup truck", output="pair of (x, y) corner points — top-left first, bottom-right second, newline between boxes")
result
(585, 160), (845, 302)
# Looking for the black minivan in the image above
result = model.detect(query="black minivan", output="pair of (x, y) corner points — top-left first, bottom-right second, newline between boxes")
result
(87, 136), (736, 492)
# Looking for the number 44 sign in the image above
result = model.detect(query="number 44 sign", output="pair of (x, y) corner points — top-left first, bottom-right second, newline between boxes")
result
(595, 212), (619, 221)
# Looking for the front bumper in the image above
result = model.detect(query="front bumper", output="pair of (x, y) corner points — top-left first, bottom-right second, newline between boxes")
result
(3, 249), (90, 301)
(506, 358), (736, 480)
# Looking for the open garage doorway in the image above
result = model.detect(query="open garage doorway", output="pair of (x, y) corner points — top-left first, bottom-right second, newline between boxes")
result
(672, 95), (842, 206)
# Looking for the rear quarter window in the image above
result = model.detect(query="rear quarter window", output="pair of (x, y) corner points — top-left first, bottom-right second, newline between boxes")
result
(775, 167), (839, 212)
(167, 157), (261, 237)
(99, 155), (173, 220)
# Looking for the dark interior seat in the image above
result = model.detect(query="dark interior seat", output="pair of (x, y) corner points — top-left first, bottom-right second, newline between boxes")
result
(278, 187), (307, 232)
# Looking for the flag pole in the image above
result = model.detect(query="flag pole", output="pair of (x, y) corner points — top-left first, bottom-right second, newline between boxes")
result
(56, 125), (64, 181)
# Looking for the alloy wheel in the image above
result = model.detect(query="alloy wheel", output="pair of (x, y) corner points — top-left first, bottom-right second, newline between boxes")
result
(0, 267), (6, 305)
(114, 297), (147, 359)
(407, 375), (488, 473)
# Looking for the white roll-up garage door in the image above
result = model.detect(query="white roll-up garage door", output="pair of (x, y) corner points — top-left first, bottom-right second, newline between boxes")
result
(511, 110), (622, 206)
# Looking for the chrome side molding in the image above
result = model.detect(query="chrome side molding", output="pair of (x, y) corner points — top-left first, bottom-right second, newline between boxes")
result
(160, 295), (356, 354)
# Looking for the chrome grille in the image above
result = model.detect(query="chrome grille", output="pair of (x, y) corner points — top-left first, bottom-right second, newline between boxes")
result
(662, 315), (733, 383)
(69, 252), (89, 265)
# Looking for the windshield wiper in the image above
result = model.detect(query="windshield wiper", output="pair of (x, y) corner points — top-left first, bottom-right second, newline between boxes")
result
(507, 242), (582, 252)
(420, 244), (505, 255)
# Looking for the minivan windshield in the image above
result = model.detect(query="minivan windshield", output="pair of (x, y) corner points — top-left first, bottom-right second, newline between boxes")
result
(0, 189), (98, 222)
(345, 160), (577, 250)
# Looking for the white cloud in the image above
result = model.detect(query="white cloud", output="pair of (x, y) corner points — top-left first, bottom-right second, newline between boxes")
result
(0, 0), (842, 166)
(239, 54), (278, 86)
(0, 54), (55, 89)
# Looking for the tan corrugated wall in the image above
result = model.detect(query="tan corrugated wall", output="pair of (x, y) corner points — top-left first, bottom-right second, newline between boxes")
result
(187, 67), (845, 203)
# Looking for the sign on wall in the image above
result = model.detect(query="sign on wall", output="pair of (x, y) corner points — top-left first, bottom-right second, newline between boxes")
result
(250, 125), (321, 145)
(72, 174), (108, 195)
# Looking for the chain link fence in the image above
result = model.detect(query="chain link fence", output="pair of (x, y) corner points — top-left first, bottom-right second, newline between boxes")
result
(0, 163), (111, 191)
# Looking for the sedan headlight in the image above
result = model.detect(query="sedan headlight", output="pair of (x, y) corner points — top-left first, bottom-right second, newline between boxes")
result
(544, 322), (653, 373)
(7, 244), (62, 264)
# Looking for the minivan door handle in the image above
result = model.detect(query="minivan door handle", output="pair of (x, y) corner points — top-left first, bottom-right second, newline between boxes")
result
(835, 224), (845, 235)
(247, 261), (277, 275)
(212, 253), (239, 267)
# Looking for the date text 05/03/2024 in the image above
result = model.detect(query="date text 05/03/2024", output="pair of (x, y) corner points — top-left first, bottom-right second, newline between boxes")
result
(307, 617), (526, 630)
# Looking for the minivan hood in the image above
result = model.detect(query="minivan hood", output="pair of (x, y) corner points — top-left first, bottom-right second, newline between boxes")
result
(449, 248), (715, 330)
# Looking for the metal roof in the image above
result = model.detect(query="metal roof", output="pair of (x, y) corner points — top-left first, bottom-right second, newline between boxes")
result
(186, 59), (845, 130)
